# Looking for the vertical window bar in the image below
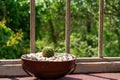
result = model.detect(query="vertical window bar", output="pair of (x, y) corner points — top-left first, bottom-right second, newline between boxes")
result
(30, 0), (35, 53)
(98, 0), (104, 58)
(65, 0), (71, 54)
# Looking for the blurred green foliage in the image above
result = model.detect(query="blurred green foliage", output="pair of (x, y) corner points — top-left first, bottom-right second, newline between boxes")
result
(0, 0), (120, 59)
(0, 23), (29, 59)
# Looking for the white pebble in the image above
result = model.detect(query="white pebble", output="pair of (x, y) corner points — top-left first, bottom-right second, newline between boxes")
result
(25, 52), (75, 61)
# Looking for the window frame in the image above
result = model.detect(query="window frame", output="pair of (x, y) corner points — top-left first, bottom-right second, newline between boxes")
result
(29, 0), (104, 58)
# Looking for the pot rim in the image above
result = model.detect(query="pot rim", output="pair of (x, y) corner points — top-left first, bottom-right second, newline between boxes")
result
(21, 53), (76, 63)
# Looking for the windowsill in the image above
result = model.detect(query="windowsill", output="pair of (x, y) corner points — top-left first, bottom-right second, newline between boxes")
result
(0, 57), (120, 77)
(1, 73), (120, 80)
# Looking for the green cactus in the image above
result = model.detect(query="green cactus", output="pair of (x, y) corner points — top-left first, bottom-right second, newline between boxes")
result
(42, 47), (55, 58)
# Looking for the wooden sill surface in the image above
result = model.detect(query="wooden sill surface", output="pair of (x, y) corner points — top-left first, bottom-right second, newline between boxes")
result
(0, 73), (120, 80)
(0, 58), (120, 77)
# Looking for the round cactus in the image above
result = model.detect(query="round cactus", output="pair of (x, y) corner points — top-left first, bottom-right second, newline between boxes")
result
(42, 47), (55, 58)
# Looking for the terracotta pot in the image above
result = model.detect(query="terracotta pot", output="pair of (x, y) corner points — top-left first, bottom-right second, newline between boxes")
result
(21, 54), (76, 79)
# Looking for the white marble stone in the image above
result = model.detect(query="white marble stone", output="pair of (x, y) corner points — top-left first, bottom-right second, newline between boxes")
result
(25, 52), (75, 61)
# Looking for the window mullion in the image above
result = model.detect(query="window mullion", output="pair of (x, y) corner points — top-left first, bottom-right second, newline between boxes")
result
(30, 0), (35, 53)
(98, 0), (104, 58)
(65, 0), (71, 54)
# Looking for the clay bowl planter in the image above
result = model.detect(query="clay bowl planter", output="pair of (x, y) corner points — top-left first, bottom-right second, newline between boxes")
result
(21, 53), (76, 79)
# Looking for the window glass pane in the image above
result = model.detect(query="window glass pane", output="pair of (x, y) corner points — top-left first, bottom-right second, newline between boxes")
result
(103, 0), (120, 57)
(70, 0), (99, 57)
(0, 0), (30, 59)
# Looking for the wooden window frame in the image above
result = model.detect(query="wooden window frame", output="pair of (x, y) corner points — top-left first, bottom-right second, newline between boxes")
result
(30, 0), (104, 58)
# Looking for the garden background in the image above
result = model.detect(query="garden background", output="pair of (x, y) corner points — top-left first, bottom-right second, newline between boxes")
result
(0, 0), (120, 59)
